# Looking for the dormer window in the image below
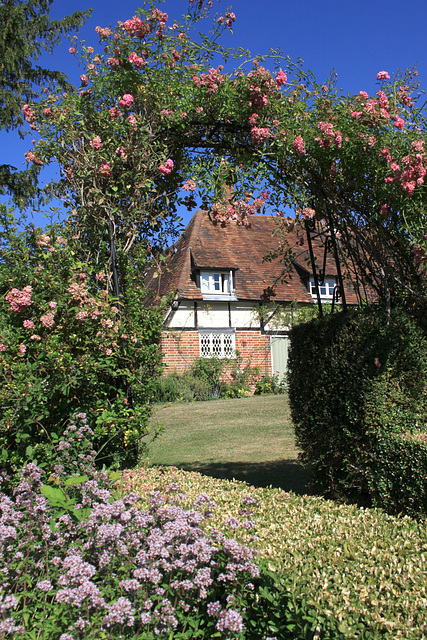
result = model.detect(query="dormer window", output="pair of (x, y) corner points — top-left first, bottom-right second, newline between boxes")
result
(309, 278), (338, 300)
(200, 271), (234, 296)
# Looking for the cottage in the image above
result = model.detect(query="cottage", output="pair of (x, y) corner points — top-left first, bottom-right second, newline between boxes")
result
(146, 209), (360, 380)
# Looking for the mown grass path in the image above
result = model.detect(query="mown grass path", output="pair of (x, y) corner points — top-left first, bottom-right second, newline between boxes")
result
(148, 394), (311, 494)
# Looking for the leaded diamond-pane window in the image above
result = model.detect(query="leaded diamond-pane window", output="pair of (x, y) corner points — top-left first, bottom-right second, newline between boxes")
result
(199, 331), (235, 358)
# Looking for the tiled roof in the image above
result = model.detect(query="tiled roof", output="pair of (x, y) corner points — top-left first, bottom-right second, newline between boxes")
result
(146, 210), (360, 304)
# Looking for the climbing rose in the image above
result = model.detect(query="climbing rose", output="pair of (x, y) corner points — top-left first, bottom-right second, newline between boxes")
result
(99, 162), (111, 177)
(394, 116), (405, 130)
(293, 135), (306, 155)
(89, 136), (103, 150)
(377, 71), (390, 80)
(276, 71), (287, 87)
(119, 94), (134, 108)
(159, 159), (174, 175)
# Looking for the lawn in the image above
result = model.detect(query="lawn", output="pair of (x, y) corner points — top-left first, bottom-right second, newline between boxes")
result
(147, 394), (311, 494)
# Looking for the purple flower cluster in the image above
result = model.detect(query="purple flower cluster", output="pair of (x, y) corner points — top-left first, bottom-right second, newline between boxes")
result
(0, 418), (261, 638)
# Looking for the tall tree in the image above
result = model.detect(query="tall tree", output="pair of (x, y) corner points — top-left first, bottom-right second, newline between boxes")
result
(0, 0), (90, 205)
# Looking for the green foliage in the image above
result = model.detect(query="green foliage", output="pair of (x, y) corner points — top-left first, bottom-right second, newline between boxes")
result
(191, 356), (227, 396)
(287, 304), (427, 516)
(0, 0), (89, 131)
(222, 353), (259, 398)
(0, 221), (163, 476)
(0, 0), (90, 206)
(254, 374), (286, 396)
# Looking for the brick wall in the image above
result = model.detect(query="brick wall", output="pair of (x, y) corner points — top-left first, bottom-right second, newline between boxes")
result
(160, 329), (271, 377)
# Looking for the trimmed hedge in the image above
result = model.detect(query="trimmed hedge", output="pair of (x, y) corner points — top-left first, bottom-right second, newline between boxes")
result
(287, 304), (427, 517)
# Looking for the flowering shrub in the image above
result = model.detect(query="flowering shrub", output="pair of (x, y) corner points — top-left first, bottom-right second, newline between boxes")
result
(0, 221), (163, 476)
(0, 415), (271, 639)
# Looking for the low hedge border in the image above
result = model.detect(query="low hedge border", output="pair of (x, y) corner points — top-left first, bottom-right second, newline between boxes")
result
(121, 466), (427, 639)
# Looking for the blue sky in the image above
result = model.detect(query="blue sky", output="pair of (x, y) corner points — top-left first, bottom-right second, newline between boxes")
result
(2, 0), (427, 229)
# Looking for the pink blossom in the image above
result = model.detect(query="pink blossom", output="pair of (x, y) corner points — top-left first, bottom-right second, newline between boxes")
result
(376, 71), (390, 80)
(160, 109), (173, 117)
(251, 126), (270, 145)
(99, 162), (111, 177)
(25, 150), (43, 166)
(49, 301), (57, 310)
(37, 234), (50, 247)
(109, 107), (122, 119)
(402, 181), (416, 195)
(119, 94), (134, 108)
(23, 319), (35, 330)
(128, 52), (145, 68)
(412, 140), (424, 152)
(276, 71), (287, 87)
(115, 146), (127, 159)
(182, 179), (196, 191)
(80, 74), (89, 87)
(249, 113), (259, 126)
(40, 312), (55, 329)
(394, 116), (405, 130)
(359, 90), (368, 99)
(380, 204), (388, 215)
(89, 136), (103, 150)
(0, 344), (7, 352)
(104, 348), (113, 356)
(18, 344), (26, 355)
(69, 47), (76, 54)
(30, 334), (41, 341)
(107, 57), (120, 69)
(44, 107), (52, 116)
(6, 286), (33, 313)
(390, 162), (400, 172)
(293, 135), (306, 155)
(159, 158), (174, 175)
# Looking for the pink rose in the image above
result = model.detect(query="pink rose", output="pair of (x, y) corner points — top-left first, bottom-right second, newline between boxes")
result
(293, 135), (306, 156)
(276, 71), (287, 87)
(99, 162), (111, 177)
(89, 136), (103, 150)
(376, 71), (390, 80)
(159, 158), (174, 175)
(119, 94), (134, 108)
(394, 117), (405, 130)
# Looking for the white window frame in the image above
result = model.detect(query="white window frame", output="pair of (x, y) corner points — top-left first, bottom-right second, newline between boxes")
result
(199, 329), (235, 358)
(309, 278), (338, 300)
(200, 270), (233, 296)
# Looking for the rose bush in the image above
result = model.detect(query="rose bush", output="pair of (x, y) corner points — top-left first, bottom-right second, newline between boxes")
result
(0, 216), (163, 477)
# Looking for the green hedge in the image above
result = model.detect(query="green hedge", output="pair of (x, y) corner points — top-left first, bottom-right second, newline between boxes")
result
(287, 304), (427, 517)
